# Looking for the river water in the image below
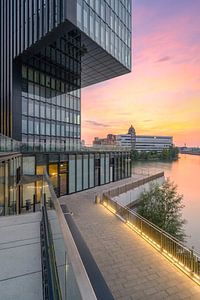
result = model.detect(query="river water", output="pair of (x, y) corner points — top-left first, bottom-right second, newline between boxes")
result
(132, 154), (200, 252)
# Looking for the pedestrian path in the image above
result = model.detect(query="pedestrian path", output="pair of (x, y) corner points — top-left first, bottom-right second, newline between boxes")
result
(60, 176), (200, 300)
(0, 212), (43, 300)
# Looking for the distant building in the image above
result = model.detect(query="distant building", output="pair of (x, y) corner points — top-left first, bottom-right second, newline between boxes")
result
(135, 135), (173, 152)
(117, 125), (136, 150)
(93, 134), (117, 146)
(117, 126), (173, 152)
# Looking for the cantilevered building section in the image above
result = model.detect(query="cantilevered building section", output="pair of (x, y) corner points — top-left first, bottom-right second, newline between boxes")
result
(0, 0), (132, 145)
(0, 1), (132, 211)
(77, 0), (132, 86)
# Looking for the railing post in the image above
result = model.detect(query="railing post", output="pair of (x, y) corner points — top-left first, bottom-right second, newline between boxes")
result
(127, 208), (130, 223)
(95, 194), (101, 204)
(33, 194), (36, 212)
(44, 193), (46, 208)
(190, 247), (194, 276)
(160, 232), (163, 252)
(115, 200), (118, 214)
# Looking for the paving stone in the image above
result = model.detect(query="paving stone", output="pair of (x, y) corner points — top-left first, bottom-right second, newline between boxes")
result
(60, 176), (200, 300)
(0, 212), (42, 300)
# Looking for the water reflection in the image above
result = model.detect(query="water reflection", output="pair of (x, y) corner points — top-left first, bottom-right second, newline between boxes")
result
(132, 154), (200, 252)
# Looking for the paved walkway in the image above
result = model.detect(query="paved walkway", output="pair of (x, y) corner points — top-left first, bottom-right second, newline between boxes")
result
(0, 212), (43, 300)
(60, 176), (200, 300)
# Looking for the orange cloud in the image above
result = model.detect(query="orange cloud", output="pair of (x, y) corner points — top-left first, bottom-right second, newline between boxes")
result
(81, 5), (200, 146)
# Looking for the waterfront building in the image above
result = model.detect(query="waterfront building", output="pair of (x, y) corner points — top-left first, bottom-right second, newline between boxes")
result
(94, 126), (173, 152)
(0, 0), (132, 215)
(135, 135), (173, 152)
(93, 134), (117, 146)
(116, 126), (173, 151)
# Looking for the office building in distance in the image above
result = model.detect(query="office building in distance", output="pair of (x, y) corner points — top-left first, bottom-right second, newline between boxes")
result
(117, 126), (173, 151)
(94, 125), (173, 152)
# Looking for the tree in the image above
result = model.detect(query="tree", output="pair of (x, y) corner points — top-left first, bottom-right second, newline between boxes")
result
(137, 179), (186, 241)
(159, 146), (179, 161)
(160, 149), (169, 160)
(131, 147), (179, 162)
(131, 150), (140, 160)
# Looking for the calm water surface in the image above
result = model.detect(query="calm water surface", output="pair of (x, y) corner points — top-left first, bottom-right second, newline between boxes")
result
(132, 154), (200, 252)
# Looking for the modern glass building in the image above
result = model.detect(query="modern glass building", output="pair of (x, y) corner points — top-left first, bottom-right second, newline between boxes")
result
(0, 152), (21, 216)
(0, 0), (132, 214)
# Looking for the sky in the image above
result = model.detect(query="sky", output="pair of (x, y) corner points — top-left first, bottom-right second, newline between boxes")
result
(82, 0), (200, 147)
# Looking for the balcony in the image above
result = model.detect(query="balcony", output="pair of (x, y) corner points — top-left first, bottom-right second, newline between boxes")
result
(0, 135), (130, 154)
(0, 134), (21, 153)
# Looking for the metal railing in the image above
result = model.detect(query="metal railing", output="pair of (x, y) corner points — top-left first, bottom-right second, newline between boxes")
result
(101, 194), (200, 285)
(132, 167), (163, 177)
(0, 134), (130, 153)
(82, 144), (131, 152)
(41, 172), (97, 300)
(104, 172), (164, 198)
(22, 142), (130, 153)
(40, 195), (62, 300)
(0, 134), (21, 152)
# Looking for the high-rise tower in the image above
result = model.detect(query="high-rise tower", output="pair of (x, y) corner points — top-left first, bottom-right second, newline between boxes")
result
(0, 1), (132, 211)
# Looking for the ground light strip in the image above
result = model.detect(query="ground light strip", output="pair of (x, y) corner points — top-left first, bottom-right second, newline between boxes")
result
(101, 202), (200, 286)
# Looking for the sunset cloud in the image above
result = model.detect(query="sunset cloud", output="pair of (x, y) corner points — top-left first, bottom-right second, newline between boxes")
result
(84, 120), (110, 128)
(156, 56), (171, 63)
(82, 0), (200, 146)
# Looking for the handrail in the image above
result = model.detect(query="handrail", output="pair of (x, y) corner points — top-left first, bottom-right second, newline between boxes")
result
(40, 191), (62, 300)
(104, 172), (165, 198)
(0, 134), (130, 153)
(101, 193), (200, 285)
(43, 171), (97, 300)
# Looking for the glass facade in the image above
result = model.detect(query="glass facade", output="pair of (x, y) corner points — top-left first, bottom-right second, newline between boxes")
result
(33, 152), (131, 197)
(21, 31), (81, 152)
(0, 154), (21, 216)
(1, 0), (132, 140)
(16, 152), (131, 201)
(12, 0), (66, 59)
(77, 0), (132, 69)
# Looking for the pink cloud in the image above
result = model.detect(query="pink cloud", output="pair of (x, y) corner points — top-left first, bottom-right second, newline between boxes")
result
(81, 5), (200, 146)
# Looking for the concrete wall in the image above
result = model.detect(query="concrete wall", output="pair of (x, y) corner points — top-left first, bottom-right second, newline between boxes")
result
(113, 176), (165, 207)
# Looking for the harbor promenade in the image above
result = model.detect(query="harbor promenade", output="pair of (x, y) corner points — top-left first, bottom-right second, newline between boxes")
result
(60, 174), (200, 300)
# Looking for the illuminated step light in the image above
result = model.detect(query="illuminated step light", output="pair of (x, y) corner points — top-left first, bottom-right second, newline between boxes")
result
(102, 202), (116, 214)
